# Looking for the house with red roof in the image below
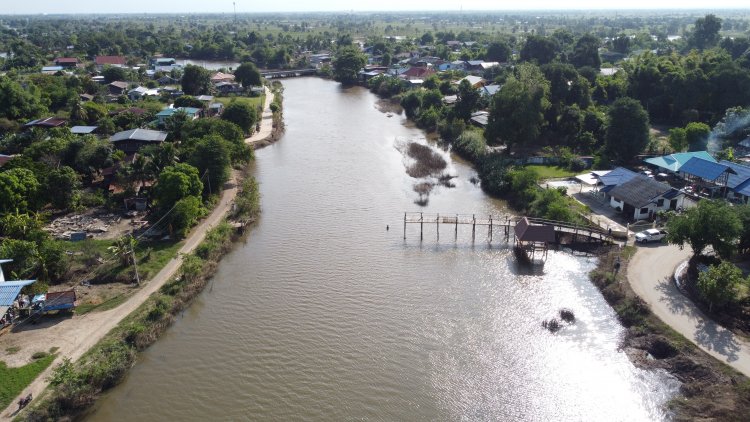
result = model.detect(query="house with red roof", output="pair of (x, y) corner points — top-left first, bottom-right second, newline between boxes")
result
(54, 57), (79, 68)
(399, 66), (435, 80)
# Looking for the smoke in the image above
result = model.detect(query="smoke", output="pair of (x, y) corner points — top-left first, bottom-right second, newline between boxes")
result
(708, 107), (750, 154)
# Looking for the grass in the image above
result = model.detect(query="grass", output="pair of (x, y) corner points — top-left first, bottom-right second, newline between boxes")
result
(0, 355), (56, 410)
(75, 294), (129, 315)
(214, 95), (264, 110)
(526, 164), (578, 179)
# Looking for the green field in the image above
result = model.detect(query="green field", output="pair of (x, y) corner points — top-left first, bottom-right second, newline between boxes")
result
(526, 165), (578, 179)
(0, 355), (56, 410)
(214, 95), (265, 110)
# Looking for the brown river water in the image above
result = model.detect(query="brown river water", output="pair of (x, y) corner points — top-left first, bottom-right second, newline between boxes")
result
(87, 77), (678, 421)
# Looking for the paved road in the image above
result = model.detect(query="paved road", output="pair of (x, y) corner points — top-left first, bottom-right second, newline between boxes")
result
(245, 86), (275, 146)
(628, 243), (750, 377)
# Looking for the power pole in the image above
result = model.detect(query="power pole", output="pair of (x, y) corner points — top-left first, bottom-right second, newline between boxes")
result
(233, 2), (237, 24)
(130, 237), (140, 286)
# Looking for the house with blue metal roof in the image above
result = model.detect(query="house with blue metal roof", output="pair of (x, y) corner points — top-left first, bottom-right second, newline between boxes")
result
(678, 157), (736, 197)
(643, 151), (716, 174)
(1, 259), (36, 321)
(720, 160), (750, 203)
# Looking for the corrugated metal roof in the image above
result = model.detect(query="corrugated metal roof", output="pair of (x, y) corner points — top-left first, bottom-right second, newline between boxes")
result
(734, 178), (750, 197)
(0, 280), (36, 306)
(608, 174), (678, 208)
(514, 217), (556, 242)
(719, 160), (750, 189)
(596, 167), (638, 187)
(110, 129), (167, 143)
(679, 157), (735, 181)
(643, 151), (716, 172)
(70, 126), (98, 134)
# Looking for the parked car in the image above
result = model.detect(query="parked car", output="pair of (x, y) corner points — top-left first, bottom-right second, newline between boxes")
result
(635, 228), (667, 243)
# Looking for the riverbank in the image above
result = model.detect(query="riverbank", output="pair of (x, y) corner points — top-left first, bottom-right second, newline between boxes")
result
(1, 80), (281, 422)
(23, 171), (260, 420)
(590, 245), (750, 419)
(246, 82), (284, 150)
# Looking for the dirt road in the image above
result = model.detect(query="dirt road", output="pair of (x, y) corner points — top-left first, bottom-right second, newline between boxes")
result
(245, 86), (275, 147)
(1, 176), (239, 420)
(627, 243), (750, 377)
(2, 83), (277, 420)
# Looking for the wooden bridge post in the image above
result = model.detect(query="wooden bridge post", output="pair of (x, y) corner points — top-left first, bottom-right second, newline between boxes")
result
(403, 212), (407, 239)
(436, 213), (440, 241)
(472, 214), (476, 241)
(455, 214), (458, 240)
(420, 212), (423, 241)
(489, 215), (493, 242)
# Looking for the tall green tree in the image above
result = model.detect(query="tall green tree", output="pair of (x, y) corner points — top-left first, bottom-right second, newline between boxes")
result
(332, 47), (366, 85)
(570, 34), (601, 70)
(0, 168), (40, 212)
(689, 14), (722, 50)
(234, 62), (262, 87)
(221, 102), (257, 135)
(697, 261), (746, 312)
(685, 122), (711, 151)
(520, 35), (558, 65)
(604, 97), (650, 164)
(153, 163), (203, 208)
(486, 63), (550, 147)
(485, 41), (511, 62)
(189, 135), (231, 194)
(181, 64), (211, 96)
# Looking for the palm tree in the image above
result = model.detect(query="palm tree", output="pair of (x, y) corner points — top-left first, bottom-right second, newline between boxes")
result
(69, 98), (88, 125)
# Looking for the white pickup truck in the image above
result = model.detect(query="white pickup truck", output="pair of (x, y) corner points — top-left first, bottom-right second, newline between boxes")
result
(635, 228), (667, 243)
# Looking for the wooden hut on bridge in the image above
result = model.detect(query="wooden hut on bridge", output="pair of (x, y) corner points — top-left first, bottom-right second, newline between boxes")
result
(514, 217), (555, 260)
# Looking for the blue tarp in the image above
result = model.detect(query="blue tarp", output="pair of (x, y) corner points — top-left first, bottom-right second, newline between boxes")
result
(679, 157), (735, 181)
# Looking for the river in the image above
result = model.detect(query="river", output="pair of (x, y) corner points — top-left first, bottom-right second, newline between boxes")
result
(88, 77), (678, 421)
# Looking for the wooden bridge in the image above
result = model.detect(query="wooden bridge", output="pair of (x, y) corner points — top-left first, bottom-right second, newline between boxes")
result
(261, 68), (317, 79)
(402, 212), (613, 245)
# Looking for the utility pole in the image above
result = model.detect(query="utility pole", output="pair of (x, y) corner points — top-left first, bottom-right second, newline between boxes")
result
(233, 2), (237, 24)
(130, 237), (140, 286)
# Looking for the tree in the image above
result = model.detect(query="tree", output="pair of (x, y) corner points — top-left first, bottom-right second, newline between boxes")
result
(102, 66), (127, 83)
(697, 261), (746, 312)
(485, 41), (510, 62)
(570, 34), (601, 70)
(173, 95), (204, 109)
(604, 97), (650, 164)
(685, 122), (711, 151)
(221, 102), (257, 135)
(234, 62), (262, 87)
(689, 14), (722, 50)
(520, 35), (558, 65)
(612, 35), (631, 54)
(669, 127), (688, 152)
(420, 32), (434, 45)
(0, 168), (40, 212)
(666, 200), (741, 258)
(45, 166), (81, 210)
(169, 196), (204, 238)
(0, 76), (45, 120)
(454, 79), (480, 121)
(486, 64), (550, 147)
(189, 135), (231, 194)
(332, 47), (366, 85)
(153, 163), (203, 208)
(181, 64), (211, 96)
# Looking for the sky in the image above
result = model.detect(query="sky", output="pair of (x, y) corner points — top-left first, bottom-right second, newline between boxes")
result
(3, 1), (749, 15)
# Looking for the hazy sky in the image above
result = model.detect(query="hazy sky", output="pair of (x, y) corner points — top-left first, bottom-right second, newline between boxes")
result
(3, 1), (749, 14)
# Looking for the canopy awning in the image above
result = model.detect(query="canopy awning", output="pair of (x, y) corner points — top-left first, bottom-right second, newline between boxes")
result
(0, 280), (36, 306)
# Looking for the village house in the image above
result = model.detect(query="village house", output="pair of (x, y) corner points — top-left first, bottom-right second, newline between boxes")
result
(23, 117), (67, 129)
(95, 55), (127, 69)
(41, 66), (64, 75)
(606, 174), (685, 221)
(110, 128), (167, 154)
(643, 151), (716, 175)
(456, 75), (486, 88)
(70, 126), (99, 135)
(210, 72), (235, 85)
(54, 57), (79, 68)
(214, 81), (243, 94)
(108, 81), (129, 96)
(155, 107), (201, 125)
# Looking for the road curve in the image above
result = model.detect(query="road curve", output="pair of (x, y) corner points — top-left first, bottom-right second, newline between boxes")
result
(627, 243), (750, 377)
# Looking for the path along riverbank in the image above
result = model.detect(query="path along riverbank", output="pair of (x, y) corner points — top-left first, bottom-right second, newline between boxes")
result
(627, 244), (750, 377)
(0, 88), (277, 421)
